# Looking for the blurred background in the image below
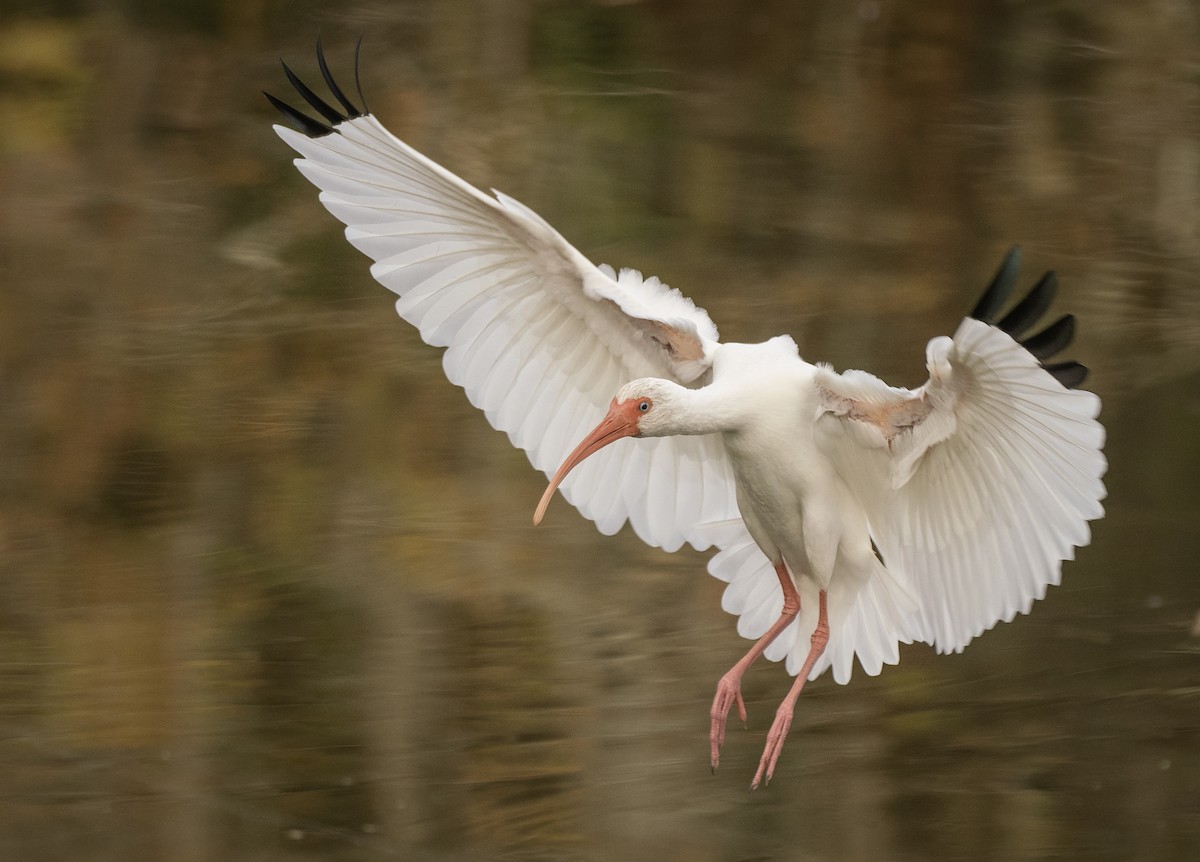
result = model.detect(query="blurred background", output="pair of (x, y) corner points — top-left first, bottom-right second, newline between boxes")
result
(1, 1), (1198, 860)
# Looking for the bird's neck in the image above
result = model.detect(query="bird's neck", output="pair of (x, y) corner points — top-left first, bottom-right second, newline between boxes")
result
(657, 384), (743, 437)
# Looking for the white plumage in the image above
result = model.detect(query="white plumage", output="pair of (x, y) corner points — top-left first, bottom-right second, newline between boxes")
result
(267, 44), (1107, 786)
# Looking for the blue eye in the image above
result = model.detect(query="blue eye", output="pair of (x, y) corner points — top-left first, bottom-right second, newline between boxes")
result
(638, 400), (651, 412)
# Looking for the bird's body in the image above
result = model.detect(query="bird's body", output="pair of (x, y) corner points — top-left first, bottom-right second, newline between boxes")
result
(267, 42), (1107, 787)
(701, 339), (867, 594)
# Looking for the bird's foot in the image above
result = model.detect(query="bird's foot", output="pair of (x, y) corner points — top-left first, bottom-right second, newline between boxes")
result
(709, 671), (748, 771)
(749, 701), (795, 790)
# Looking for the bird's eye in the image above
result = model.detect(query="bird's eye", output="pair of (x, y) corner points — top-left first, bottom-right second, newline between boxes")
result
(638, 400), (651, 412)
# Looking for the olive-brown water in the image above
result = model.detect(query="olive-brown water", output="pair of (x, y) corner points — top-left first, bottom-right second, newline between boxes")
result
(2, 3), (1198, 860)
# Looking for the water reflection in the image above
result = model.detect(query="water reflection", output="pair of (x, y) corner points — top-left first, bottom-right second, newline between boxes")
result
(1, 2), (1198, 860)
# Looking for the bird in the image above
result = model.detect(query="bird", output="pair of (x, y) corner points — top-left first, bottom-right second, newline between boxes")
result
(265, 41), (1107, 789)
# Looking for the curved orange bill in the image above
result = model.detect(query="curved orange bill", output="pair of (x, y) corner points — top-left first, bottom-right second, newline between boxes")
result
(533, 398), (640, 525)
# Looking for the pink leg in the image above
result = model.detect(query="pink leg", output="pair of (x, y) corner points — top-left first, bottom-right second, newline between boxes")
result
(750, 588), (829, 790)
(710, 561), (800, 771)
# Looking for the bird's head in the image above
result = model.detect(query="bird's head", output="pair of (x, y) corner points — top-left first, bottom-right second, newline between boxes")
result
(610, 378), (689, 438)
(533, 378), (682, 525)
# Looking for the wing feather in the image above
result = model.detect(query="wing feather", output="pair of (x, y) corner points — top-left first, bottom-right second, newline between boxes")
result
(814, 263), (1107, 654)
(269, 50), (739, 553)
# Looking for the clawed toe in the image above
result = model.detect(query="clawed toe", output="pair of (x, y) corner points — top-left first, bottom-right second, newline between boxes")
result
(709, 676), (748, 770)
(750, 706), (795, 790)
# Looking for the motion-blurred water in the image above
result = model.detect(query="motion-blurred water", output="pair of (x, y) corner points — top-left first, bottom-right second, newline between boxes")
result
(1, 3), (1197, 860)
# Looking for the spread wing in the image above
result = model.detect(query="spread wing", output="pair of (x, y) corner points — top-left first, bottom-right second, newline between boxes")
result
(266, 42), (739, 551)
(813, 248), (1107, 653)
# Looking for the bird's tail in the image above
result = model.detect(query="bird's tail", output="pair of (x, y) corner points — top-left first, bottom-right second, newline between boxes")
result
(708, 531), (920, 684)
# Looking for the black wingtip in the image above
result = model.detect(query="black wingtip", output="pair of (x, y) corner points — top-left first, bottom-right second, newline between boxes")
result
(1021, 314), (1076, 361)
(997, 270), (1057, 339)
(1044, 360), (1089, 389)
(317, 35), (365, 118)
(281, 59), (348, 126)
(970, 245), (1022, 323)
(353, 35), (370, 115)
(967, 248), (1091, 391)
(267, 40), (369, 139)
(264, 90), (333, 136)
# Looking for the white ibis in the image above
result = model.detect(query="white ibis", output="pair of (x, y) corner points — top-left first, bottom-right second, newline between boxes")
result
(267, 42), (1107, 788)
